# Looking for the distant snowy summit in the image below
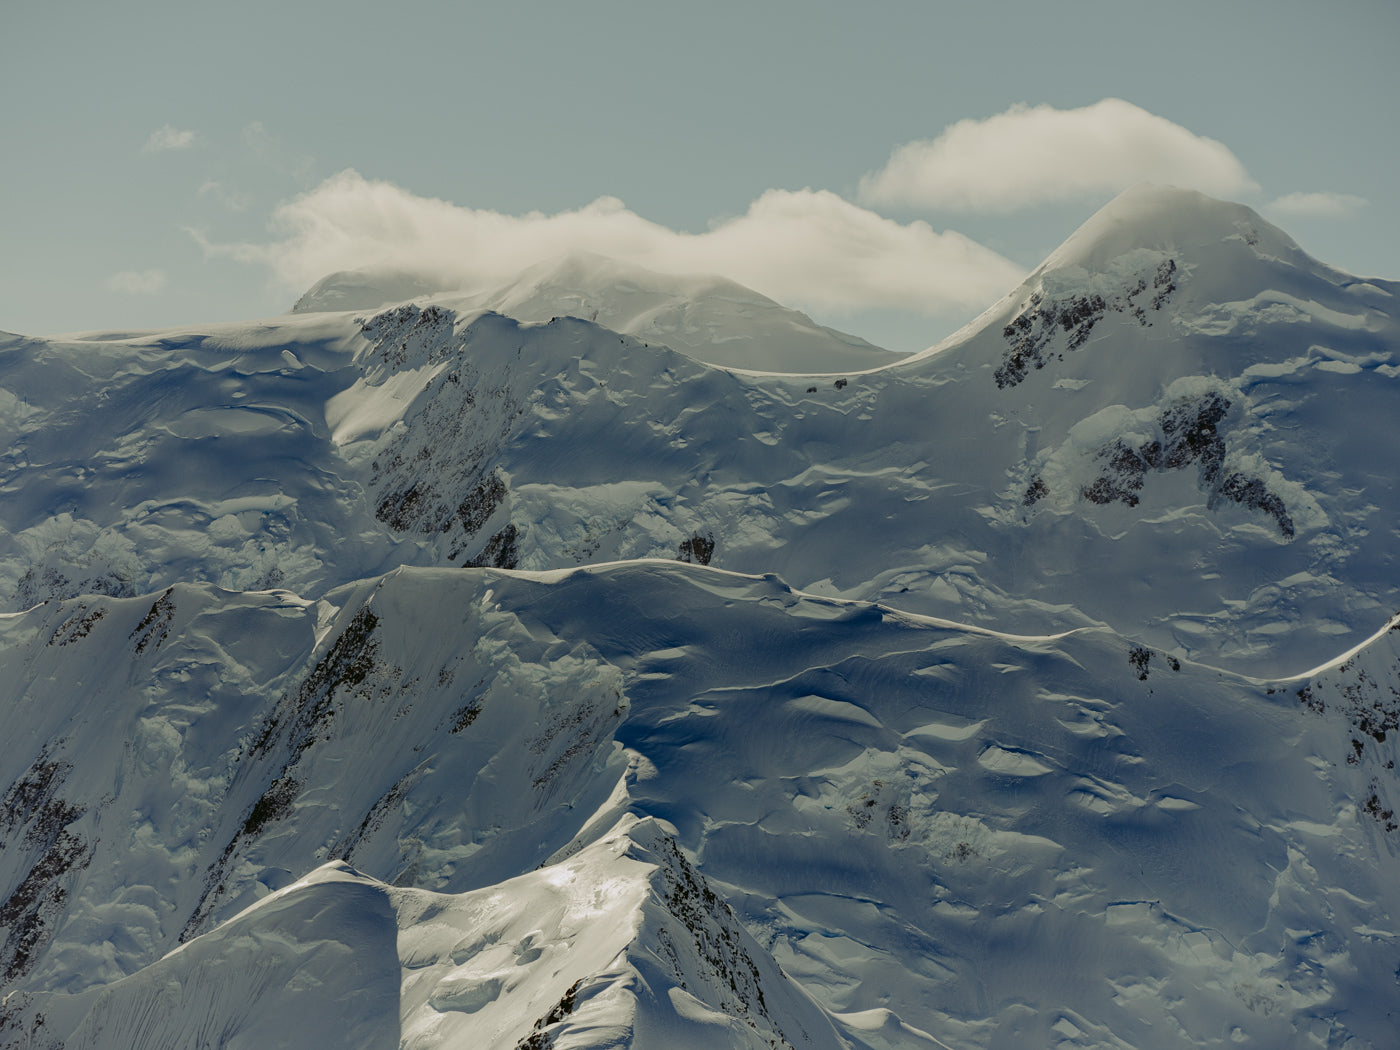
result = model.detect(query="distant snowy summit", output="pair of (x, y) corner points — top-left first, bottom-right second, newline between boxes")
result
(291, 268), (444, 314)
(294, 252), (903, 373)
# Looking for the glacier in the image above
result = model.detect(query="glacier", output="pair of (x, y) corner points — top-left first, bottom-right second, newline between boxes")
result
(1, 185), (1398, 1049)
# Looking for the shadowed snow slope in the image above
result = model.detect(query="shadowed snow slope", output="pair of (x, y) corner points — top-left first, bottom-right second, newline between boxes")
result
(2, 187), (1399, 1049)
(1, 565), (1397, 1048)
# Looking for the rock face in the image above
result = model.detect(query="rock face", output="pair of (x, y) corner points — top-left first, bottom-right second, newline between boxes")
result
(994, 256), (1179, 388)
(1, 187), (1399, 1049)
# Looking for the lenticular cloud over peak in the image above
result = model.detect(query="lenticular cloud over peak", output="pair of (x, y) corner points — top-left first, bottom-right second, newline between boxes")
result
(859, 98), (1259, 212)
(203, 170), (1026, 317)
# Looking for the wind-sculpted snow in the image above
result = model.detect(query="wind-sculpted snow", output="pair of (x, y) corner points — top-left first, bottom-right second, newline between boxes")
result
(3, 186), (1400, 1048)
(5, 189), (1398, 671)
(4, 189), (1399, 670)
(0, 317), (396, 606)
(1, 564), (1398, 1048)
(314, 190), (1399, 673)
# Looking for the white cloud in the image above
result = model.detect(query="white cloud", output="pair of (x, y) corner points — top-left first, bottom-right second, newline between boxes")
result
(106, 269), (168, 294)
(200, 170), (1026, 315)
(859, 99), (1258, 212)
(1266, 191), (1369, 220)
(143, 125), (197, 152)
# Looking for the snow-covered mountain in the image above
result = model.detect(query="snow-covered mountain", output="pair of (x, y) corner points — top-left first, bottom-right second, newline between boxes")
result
(8, 187), (1397, 672)
(2, 186), (1398, 1049)
(294, 253), (900, 372)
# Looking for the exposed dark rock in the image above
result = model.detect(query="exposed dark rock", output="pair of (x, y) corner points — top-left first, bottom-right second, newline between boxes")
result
(1070, 391), (1294, 539)
(359, 304), (456, 370)
(331, 773), (411, 863)
(1082, 441), (1152, 507)
(47, 604), (107, 647)
(1022, 476), (1049, 507)
(515, 979), (583, 1050)
(360, 305), (523, 555)
(995, 259), (1178, 388)
(185, 604), (393, 940)
(1128, 646), (1152, 681)
(846, 778), (910, 842)
(449, 700), (483, 734)
(651, 834), (796, 1050)
(0, 752), (90, 983)
(1363, 785), (1397, 833)
(467, 523), (520, 570)
(1214, 473), (1295, 539)
(252, 605), (383, 759)
(946, 841), (980, 863)
(1297, 685), (1324, 715)
(1296, 658), (1400, 829)
(457, 473), (508, 538)
(0, 824), (91, 984)
(3, 763), (60, 841)
(677, 532), (715, 566)
(240, 776), (301, 838)
(1159, 392), (1229, 482)
(13, 567), (136, 611)
(130, 588), (176, 655)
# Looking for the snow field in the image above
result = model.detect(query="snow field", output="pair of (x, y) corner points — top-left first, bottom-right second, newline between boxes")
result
(3, 186), (1399, 1048)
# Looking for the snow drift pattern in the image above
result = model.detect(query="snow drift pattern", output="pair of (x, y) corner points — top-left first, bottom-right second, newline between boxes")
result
(2, 186), (1399, 1049)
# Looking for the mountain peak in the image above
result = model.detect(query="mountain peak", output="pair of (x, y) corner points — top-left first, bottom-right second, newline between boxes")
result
(294, 253), (900, 372)
(480, 251), (779, 324)
(917, 185), (1345, 368)
(507, 250), (752, 301)
(1042, 183), (1304, 273)
(291, 268), (448, 314)
(471, 252), (898, 371)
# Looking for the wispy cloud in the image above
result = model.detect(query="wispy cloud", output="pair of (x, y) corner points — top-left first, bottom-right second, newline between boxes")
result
(1266, 191), (1369, 220)
(143, 125), (197, 153)
(197, 170), (1026, 315)
(198, 180), (251, 212)
(106, 269), (167, 294)
(859, 99), (1258, 212)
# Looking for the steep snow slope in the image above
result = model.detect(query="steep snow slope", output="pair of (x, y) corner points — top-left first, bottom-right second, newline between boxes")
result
(2, 565), (1397, 1048)
(295, 253), (900, 372)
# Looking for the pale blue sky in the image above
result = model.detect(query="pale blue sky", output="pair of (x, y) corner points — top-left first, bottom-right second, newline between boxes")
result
(3, 0), (1396, 350)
